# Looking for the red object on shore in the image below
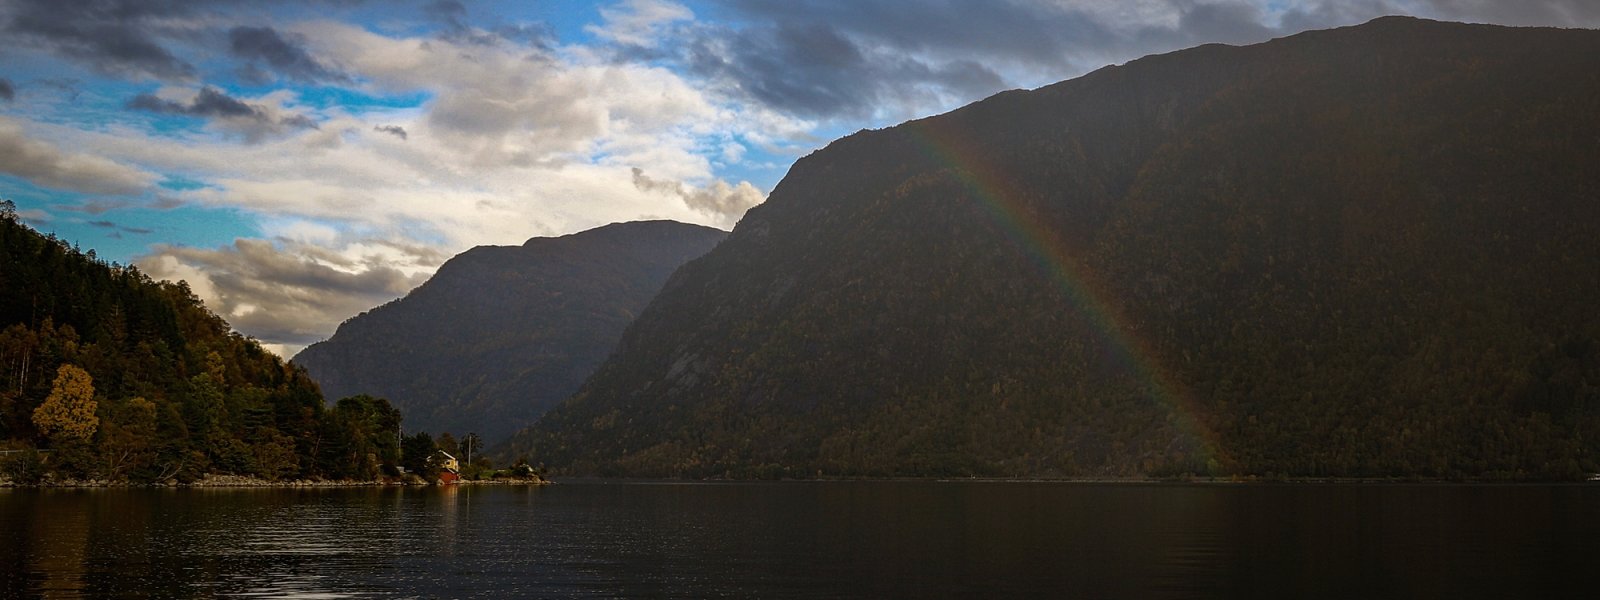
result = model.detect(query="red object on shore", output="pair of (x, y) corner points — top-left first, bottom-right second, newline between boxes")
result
(438, 471), (460, 484)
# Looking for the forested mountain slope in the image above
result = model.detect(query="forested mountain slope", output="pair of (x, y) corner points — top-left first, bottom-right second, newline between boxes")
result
(1, 204), (400, 483)
(506, 17), (1600, 479)
(293, 221), (726, 445)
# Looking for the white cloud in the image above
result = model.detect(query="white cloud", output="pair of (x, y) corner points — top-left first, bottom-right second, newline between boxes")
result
(0, 117), (155, 195)
(135, 237), (437, 357)
(18, 16), (800, 350)
(586, 0), (695, 48)
(631, 167), (764, 228)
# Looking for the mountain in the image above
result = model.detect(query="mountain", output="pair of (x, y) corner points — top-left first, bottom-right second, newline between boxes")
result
(0, 205), (400, 483)
(504, 17), (1600, 479)
(291, 220), (726, 445)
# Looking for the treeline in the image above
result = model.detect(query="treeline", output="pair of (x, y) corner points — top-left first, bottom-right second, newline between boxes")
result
(0, 202), (405, 483)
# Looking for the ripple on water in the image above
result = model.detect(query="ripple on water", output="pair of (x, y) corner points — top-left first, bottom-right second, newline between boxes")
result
(6, 483), (1600, 598)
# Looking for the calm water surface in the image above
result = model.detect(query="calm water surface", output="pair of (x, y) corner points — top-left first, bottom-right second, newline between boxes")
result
(2, 481), (1597, 598)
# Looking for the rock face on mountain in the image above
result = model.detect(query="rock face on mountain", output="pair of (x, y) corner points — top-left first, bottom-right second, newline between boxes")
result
(507, 17), (1600, 479)
(292, 221), (726, 445)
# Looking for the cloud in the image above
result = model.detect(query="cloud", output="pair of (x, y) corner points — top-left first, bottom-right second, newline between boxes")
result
(631, 167), (764, 227)
(87, 219), (151, 235)
(677, 0), (1600, 122)
(424, 0), (468, 23)
(58, 196), (182, 214)
(126, 87), (318, 142)
(373, 124), (407, 140)
(61, 199), (132, 215)
(1336, 0), (1600, 28)
(587, 0), (695, 48)
(0, 117), (154, 195)
(229, 26), (349, 84)
(136, 237), (438, 356)
(0, 0), (377, 82)
(412, 0), (555, 49)
(0, 0), (198, 81)
(292, 18), (802, 175)
(0, 78), (12, 101)
(684, 20), (1008, 121)
(678, 0), (1269, 120)
(129, 87), (257, 119)
(16, 208), (51, 223)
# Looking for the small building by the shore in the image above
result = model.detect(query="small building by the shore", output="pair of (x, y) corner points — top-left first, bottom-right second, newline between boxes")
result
(436, 451), (460, 474)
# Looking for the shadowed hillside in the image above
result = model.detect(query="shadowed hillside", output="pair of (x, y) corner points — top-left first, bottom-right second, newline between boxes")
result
(293, 221), (726, 445)
(504, 17), (1600, 479)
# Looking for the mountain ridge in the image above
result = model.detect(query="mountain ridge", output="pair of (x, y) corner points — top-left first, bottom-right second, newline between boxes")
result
(292, 220), (727, 445)
(504, 17), (1600, 479)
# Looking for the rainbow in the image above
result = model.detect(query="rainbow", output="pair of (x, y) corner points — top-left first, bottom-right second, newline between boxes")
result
(903, 119), (1229, 472)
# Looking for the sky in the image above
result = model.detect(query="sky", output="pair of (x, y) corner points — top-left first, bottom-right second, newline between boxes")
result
(3, 0), (1598, 357)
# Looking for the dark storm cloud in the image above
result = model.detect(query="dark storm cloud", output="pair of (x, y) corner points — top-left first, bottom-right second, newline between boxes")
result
(278, 113), (320, 130)
(0, 0), (367, 82)
(685, 20), (1006, 119)
(374, 124), (408, 140)
(685, 0), (1263, 120)
(128, 87), (258, 119)
(1, 0), (200, 80)
(710, 1), (1117, 70)
(126, 87), (317, 141)
(88, 219), (152, 235)
(228, 26), (349, 84)
(0, 78), (13, 101)
(423, 0), (554, 48)
(691, 0), (1600, 122)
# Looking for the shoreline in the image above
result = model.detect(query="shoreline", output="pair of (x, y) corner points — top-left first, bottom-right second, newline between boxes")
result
(7, 473), (1594, 488)
(0, 473), (550, 489)
(540, 474), (1600, 485)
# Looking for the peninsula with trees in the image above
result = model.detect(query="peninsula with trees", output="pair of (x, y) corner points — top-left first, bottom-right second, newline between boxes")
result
(0, 202), (537, 486)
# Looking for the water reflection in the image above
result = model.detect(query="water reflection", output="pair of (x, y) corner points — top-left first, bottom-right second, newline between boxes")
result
(31, 491), (89, 598)
(2, 483), (1599, 598)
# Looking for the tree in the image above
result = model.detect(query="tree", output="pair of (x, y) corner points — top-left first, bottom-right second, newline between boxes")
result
(33, 364), (98, 443)
(401, 431), (437, 477)
(98, 396), (158, 480)
(333, 395), (402, 467)
(436, 432), (459, 457)
(251, 428), (299, 481)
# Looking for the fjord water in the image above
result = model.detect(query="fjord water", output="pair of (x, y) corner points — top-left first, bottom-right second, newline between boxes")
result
(2, 482), (1597, 598)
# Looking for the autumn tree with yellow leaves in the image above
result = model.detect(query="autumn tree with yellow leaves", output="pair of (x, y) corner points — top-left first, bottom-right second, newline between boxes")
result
(32, 364), (98, 444)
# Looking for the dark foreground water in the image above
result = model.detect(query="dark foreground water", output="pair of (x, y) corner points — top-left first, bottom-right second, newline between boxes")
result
(2, 481), (1598, 598)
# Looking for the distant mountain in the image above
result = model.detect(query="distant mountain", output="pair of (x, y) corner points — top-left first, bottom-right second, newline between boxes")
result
(504, 17), (1600, 479)
(292, 221), (726, 445)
